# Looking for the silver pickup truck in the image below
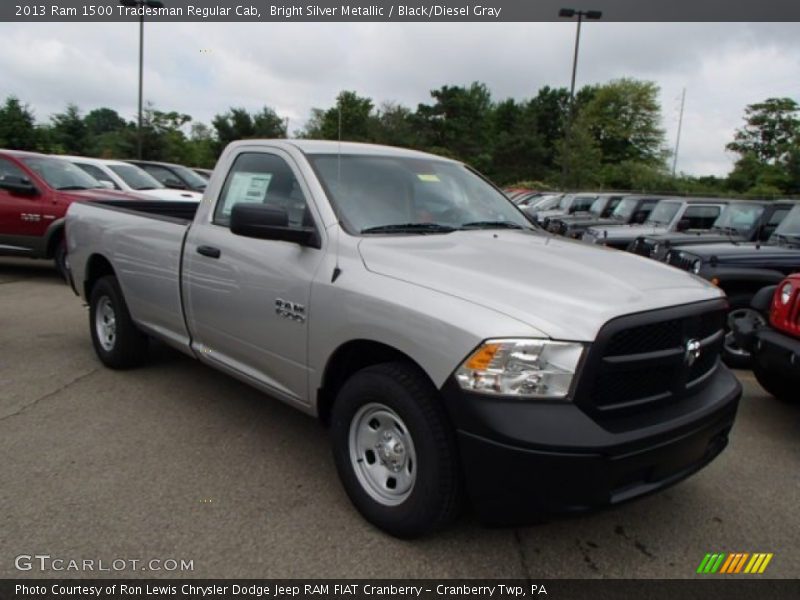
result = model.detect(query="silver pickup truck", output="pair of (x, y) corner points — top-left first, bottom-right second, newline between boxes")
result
(65, 140), (741, 537)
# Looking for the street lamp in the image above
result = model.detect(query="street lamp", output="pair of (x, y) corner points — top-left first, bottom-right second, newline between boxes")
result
(119, 0), (165, 159)
(558, 7), (601, 187)
(558, 8), (602, 105)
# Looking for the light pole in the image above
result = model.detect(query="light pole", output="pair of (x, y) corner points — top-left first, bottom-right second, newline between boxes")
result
(558, 7), (601, 187)
(558, 8), (602, 105)
(119, 0), (165, 159)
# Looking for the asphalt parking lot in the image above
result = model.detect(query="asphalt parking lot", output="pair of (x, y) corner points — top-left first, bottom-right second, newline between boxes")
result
(1, 256), (798, 579)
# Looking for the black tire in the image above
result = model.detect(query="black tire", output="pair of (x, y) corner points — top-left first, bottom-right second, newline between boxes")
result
(89, 276), (149, 369)
(753, 362), (796, 403)
(330, 362), (462, 538)
(54, 238), (68, 282)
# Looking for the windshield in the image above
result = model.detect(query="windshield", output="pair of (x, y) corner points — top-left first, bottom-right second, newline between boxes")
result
(571, 195), (596, 212)
(109, 164), (164, 190)
(713, 203), (764, 234)
(531, 194), (561, 210)
(646, 201), (681, 225)
(308, 154), (532, 234)
(611, 197), (639, 220)
(557, 194), (575, 210)
(774, 205), (800, 237)
(20, 156), (103, 190)
(171, 164), (208, 189)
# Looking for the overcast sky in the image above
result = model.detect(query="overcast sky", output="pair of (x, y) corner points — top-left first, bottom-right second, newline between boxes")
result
(0, 22), (797, 176)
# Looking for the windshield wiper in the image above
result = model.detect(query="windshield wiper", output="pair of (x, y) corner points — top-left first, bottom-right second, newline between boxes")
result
(775, 233), (800, 246)
(57, 185), (88, 190)
(361, 223), (457, 234)
(460, 221), (525, 230)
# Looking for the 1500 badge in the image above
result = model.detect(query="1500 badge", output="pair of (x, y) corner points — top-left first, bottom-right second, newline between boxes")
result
(275, 298), (306, 323)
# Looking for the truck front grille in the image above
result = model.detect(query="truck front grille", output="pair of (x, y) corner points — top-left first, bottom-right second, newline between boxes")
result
(572, 301), (726, 420)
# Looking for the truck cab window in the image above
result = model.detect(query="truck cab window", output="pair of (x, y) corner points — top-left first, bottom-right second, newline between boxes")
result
(0, 158), (28, 182)
(684, 205), (721, 229)
(214, 152), (310, 228)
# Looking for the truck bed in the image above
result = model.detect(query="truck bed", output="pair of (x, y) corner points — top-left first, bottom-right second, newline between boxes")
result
(66, 199), (198, 354)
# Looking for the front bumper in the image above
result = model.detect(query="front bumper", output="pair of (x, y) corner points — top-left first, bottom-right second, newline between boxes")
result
(753, 327), (800, 383)
(440, 366), (741, 524)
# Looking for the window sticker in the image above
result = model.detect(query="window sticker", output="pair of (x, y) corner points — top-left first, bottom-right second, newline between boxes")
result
(222, 171), (273, 216)
(417, 174), (440, 182)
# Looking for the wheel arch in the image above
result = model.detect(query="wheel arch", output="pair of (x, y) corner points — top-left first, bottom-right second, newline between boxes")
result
(316, 339), (436, 426)
(83, 253), (117, 300)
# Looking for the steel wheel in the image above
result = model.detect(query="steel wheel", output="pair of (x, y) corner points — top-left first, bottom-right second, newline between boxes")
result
(95, 296), (117, 352)
(348, 402), (417, 506)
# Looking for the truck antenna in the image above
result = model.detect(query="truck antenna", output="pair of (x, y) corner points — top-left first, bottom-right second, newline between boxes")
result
(331, 102), (343, 283)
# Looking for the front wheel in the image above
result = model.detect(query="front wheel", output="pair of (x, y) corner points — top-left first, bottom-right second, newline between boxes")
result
(753, 362), (796, 403)
(89, 276), (149, 369)
(330, 362), (462, 538)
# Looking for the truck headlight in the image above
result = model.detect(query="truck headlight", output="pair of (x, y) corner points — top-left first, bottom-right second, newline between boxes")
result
(780, 282), (794, 305)
(455, 339), (584, 399)
(692, 259), (702, 274)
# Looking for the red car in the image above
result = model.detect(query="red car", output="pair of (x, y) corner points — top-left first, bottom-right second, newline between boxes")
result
(0, 150), (144, 277)
(745, 274), (800, 402)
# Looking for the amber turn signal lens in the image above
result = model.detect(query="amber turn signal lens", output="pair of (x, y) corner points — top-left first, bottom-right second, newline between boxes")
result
(465, 343), (501, 370)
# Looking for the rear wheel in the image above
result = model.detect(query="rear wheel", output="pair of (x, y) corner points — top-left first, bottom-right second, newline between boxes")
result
(89, 276), (149, 368)
(54, 238), (68, 281)
(330, 362), (461, 538)
(753, 362), (796, 403)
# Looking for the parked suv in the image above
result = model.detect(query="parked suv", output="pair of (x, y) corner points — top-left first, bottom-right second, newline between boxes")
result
(0, 150), (143, 277)
(731, 274), (800, 402)
(636, 200), (796, 260)
(585, 198), (728, 251)
(527, 193), (597, 225)
(126, 159), (208, 192)
(567, 195), (665, 240)
(63, 156), (202, 201)
(667, 204), (800, 367)
(546, 194), (626, 236)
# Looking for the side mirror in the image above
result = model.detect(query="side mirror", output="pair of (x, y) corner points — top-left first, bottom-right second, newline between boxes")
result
(0, 175), (38, 196)
(632, 210), (647, 224)
(230, 204), (320, 248)
(676, 218), (691, 232)
(98, 180), (115, 190)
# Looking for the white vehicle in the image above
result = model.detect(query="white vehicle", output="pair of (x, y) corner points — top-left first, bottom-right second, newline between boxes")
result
(61, 156), (202, 202)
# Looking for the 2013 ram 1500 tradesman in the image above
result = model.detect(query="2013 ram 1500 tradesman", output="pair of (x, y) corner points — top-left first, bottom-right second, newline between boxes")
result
(66, 140), (742, 537)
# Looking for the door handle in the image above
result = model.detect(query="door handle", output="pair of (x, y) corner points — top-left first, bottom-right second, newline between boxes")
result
(197, 245), (221, 259)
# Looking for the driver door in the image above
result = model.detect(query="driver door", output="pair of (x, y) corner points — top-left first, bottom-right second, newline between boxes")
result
(183, 148), (324, 407)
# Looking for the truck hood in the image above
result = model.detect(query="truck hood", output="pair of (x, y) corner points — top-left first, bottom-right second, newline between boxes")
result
(677, 242), (800, 263)
(587, 223), (670, 241)
(642, 231), (747, 245)
(358, 230), (722, 342)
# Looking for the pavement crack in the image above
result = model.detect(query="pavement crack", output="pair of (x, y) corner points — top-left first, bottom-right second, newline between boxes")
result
(512, 529), (533, 583)
(0, 368), (99, 422)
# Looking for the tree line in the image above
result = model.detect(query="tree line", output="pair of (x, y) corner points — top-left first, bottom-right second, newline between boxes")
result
(0, 79), (797, 196)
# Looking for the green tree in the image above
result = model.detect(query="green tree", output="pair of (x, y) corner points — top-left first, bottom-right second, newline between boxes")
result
(50, 103), (88, 154)
(727, 98), (800, 163)
(580, 78), (667, 168)
(213, 106), (286, 154)
(415, 82), (493, 171)
(0, 96), (37, 150)
(301, 91), (375, 141)
(555, 112), (602, 189)
(726, 98), (800, 194)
